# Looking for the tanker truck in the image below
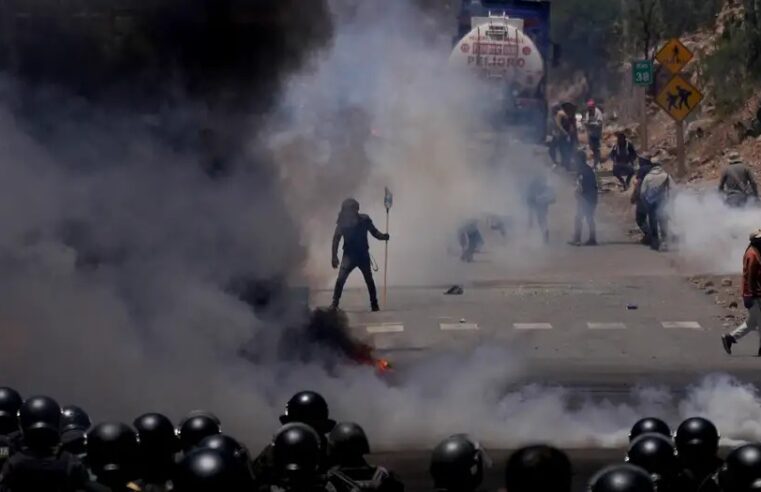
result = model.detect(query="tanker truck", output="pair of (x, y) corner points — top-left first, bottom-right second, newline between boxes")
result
(449, 0), (555, 141)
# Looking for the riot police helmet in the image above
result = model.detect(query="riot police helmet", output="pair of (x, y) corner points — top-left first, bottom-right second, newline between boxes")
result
(505, 445), (572, 492)
(18, 395), (61, 448)
(61, 405), (91, 433)
(718, 444), (761, 492)
(178, 411), (222, 451)
(0, 386), (22, 434)
(174, 448), (245, 492)
(674, 417), (720, 464)
(429, 435), (484, 492)
(329, 421), (370, 465)
(629, 418), (671, 443)
(626, 434), (678, 477)
(134, 412), (179, 455)
(589, 464), (655, 492)
(273, 422), (322, 475)
(279, 391), (336, 433)
(198, 434), (250, 466)
(86, 422), (139, 483)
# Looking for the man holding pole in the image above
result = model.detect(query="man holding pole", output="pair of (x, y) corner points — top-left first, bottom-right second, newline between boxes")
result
(331, 198), (390, 312)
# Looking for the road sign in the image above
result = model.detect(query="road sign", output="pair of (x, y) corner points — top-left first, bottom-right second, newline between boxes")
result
(655, 74), (703, 122)
(655, 38), (693, 74)
(632, 60), (653, 86)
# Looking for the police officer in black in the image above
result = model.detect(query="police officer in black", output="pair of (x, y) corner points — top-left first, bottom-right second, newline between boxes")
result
(252, 391), (336, 486)
(60, 405), (91, 460)
(86, 422), (141, 492)
(134, 413), (180, 492)
(589, 464), (654, 492)
(429, 435), (486, 492)
(504, 445), (572, 492)
(197, 434), (256, 489)
(626, 434), (684, 492)
(712, 444), (761, 492)
(174, 448), (247, 492)
(0, 395), (90, 492)
(674, 417), (723, 492)
(177, 411), (222, 453)
(325, 422), (403, 492)
(262, 423), (326, 492)
(0, 387), (22, 469)
(331, 198), (389, 312)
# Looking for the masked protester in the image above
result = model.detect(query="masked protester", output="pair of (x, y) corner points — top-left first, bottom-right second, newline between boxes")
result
(569, 150), (598, 246)
(583, 99), (604, 167)
(0, 395), (90, 492)
(554, 103), (578, 171)
(331, 198), (389, 312)
(526, 174), (555, 244)
(639, 159), (675, 252)
(609, 132), (637, 191)
(504, 445), (572, 492)
(325, 422), (403, 492)
(630, 154), (655, 246)
(722, 230), (761, 355)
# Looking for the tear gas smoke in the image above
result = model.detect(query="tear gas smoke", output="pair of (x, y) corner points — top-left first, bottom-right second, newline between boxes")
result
(1, 0), (761, 455)
(670, 191), (760, 273)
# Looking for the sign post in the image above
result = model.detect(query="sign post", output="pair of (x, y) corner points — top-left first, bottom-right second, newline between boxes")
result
(654, 39), (700, 177)
(632, 60), (653, 151)
(382, 187), (393, 308)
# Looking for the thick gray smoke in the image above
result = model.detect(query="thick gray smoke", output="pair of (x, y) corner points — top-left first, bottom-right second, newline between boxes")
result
(2, 0), (761, 455)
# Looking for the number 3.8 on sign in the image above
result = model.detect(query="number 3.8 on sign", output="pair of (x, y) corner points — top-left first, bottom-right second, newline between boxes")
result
(633, 60), (653, 87)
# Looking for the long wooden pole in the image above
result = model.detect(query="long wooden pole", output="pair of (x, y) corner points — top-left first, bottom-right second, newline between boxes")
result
(676, 120), (686, 177)
(383, 209), (389, 307)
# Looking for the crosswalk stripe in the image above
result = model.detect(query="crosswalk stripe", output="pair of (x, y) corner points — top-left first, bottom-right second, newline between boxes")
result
(587, 322), (627, 330)
(513, 323), (553, 330)
(662, 321), (702, 330)
(366, 323), (405, 334)
(440, 322), (479, 331)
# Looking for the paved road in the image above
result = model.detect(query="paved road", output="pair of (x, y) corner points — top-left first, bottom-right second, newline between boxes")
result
(313, 177), (759, 387)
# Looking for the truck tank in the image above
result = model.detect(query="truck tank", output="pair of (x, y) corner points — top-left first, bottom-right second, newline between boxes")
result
(451, 0), (553, 141)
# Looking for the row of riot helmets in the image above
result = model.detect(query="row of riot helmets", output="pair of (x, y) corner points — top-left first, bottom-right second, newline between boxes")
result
(2, 387), (761, 492)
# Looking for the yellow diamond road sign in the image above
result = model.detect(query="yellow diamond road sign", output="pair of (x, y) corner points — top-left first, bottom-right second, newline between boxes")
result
(656, 75), (703, 122)
(656, 38), (693, 74)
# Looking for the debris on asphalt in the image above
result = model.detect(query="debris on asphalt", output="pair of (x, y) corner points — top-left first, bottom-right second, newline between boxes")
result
(702, 280), (715, 288)
(445, 285), (464, 295)
(705, 288), (718, 295)
(626, 304), (638, 310)
(721, 278), (733, 287)
(729, 301), (739, 309)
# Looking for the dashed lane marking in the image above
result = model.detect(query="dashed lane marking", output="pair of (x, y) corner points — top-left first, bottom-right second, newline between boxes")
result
(587, 322), (627, 330)
(440, 322), (480, 331)
(662, 321), (703, 330)
(513, 323), (553, 330)
(366, 323), (405, 334)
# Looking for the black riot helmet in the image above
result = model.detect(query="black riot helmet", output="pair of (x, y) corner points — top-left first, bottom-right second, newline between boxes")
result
(198, 434), (250, 467)
(279, 391), (336, 434)
(629, 418), (671, 443)
(429, 435), (484, 492)
(589, 464), (655, 492)
(719, 444), (761, 492)
(61, 405), (91, 433)
(626, 434), (678, 478)
(86, 422), (139, 484)
(674, 417), (720, 466)
(18, 395), (62, 449)
(505, 445), (572, 492)
(174, 448), (246, 492)
(178, 411), (222, 452)
(273, 423), (322, 478)
(329, 421), (371, 466)
(0, 386), (22, 434)
(134, 412), (179, 456)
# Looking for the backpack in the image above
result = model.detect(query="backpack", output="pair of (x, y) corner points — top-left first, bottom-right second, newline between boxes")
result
(326, 467), (394, 492)
(642, 173), (670, 206)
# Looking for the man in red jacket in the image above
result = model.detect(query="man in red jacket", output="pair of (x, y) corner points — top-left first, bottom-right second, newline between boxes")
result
(722, 229), (761, 355)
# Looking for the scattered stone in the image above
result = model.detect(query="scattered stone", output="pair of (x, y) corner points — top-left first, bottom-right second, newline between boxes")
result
(706, 288), (718, 295)
(729, 301), (739, 308)
(703, 280), (715, 288)
(445, 285), (464, 295)
(722, 278), (733, 287)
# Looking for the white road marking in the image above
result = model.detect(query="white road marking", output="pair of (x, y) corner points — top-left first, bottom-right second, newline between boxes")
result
(513, 323), (553, 330)
(587, 322), (627, 330)
(662, 321), (703, 330)
(366, 323), (405, 334)
(440, 322), (479, 331)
